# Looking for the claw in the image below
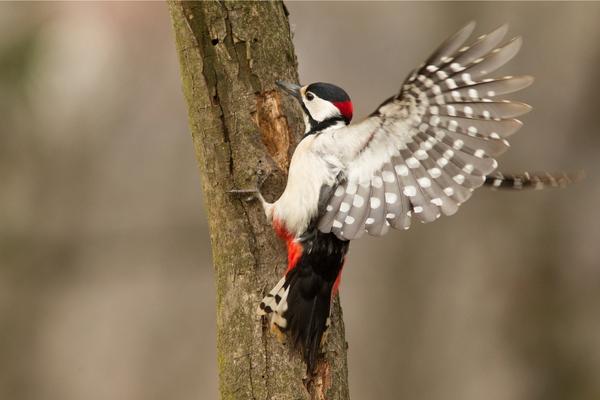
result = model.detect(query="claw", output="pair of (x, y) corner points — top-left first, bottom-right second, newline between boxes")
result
(228, 189), (259, 195)
(228, 188), (259, 202)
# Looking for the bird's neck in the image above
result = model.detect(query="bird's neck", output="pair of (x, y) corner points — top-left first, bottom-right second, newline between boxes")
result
(304, 116), (347, 136)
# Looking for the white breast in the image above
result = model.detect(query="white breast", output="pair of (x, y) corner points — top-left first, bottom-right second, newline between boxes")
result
(273, 134), (341, 236)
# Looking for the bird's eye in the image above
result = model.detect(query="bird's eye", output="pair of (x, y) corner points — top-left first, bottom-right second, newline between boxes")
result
(306, 92), (314, 101)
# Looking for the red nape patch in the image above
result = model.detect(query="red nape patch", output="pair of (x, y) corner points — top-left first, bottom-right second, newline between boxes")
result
(332, 258), (346, 296)
(272, 219), (303, 273)
(333, 101), (353, 122)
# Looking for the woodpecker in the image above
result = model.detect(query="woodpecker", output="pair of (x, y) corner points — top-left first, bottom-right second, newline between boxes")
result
(235, 22), (578, 371)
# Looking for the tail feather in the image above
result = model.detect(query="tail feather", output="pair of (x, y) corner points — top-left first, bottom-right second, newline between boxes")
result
(484, 170), (583, 190)
(258, 277), (285, 314)
(285, 265), (335, 370)
(257, 230), (348, 372)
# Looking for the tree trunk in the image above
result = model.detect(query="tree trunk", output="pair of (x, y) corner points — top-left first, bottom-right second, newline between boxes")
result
(168, 2), (350, 399)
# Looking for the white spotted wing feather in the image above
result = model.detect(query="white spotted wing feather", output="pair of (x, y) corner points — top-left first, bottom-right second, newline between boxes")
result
(317, 22), (533, 240)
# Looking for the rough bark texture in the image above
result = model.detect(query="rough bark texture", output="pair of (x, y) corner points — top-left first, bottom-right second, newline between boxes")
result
(168, 2), (350, 399)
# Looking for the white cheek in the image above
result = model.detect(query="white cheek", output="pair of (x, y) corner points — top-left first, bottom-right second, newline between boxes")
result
(303, 97), (340, 122)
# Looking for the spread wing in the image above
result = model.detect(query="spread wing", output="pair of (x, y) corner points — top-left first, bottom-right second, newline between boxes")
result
(316, 22), (533, 240)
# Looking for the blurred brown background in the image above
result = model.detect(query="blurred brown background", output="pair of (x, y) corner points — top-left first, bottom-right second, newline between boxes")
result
(1, 2), (599, 400)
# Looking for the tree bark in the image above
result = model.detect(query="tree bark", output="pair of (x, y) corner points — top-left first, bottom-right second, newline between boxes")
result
(168, 2), (350, 399)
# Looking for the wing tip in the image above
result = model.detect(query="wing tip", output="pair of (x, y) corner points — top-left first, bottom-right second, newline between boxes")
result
(522, 74), (535, 86)
(482, 23), (510, 42)
(463, 20), (477, 33)
(496, 23), (510, 34)
(521, 102), (533, 114)
(509, 35), (524, 51)
(508, 74), (535, 89)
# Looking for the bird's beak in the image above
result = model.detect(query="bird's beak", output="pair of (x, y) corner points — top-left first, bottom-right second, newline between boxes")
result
(276, 80), (302, 101)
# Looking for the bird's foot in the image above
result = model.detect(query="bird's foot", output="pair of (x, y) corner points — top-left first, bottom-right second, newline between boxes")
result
(228, 162), (271, 202)
(228, 188), (261, 202)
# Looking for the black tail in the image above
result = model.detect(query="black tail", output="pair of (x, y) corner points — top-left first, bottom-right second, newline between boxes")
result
(258, 230), (348, 372)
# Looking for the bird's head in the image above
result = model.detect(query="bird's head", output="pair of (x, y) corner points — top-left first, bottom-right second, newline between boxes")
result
(276, 81), (353, 134)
